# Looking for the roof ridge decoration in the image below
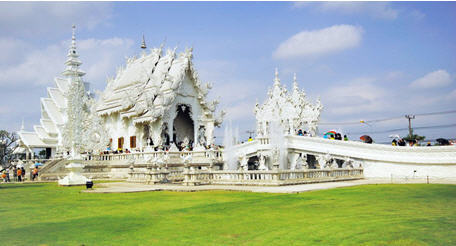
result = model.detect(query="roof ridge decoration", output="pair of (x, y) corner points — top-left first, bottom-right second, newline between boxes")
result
(62, 25), (86, 78)
(97, 45), (224, 127)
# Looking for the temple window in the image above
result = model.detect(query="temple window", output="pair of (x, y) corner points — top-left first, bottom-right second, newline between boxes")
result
(118, 137), (124, 150)
(130, 136), (136, 148)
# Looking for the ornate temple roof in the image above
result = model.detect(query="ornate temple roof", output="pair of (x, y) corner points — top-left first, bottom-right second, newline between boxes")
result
(97, 45), (217, 124)
(18, 25), (85, 151)
(254, 69), (323, 136)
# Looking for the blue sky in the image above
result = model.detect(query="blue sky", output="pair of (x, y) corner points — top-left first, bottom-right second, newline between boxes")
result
(0, 1), (455, 143)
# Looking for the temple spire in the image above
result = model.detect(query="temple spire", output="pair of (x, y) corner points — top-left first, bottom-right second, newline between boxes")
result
(71, 24), (76, 50)
(293, 73), (299, 91)
(20, 118), (25, 131)
(274, 68), (280, 86)
(141, 35), (147, 49)
(62, 24), (85, 78)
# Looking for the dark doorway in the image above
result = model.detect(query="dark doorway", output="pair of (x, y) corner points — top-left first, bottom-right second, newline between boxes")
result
(173, 104), (194, 143)
(45, 148), (52, 159)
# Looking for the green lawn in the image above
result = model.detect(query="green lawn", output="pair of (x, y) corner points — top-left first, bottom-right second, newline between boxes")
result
(0, 183), (455, 246)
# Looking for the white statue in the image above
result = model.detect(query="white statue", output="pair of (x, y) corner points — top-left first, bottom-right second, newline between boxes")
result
(258, 153), (268, 170)
(317, 153), (332, 169)
(342, 157), (354, 168)
(239, 156), (248, 171)
(198, 126), (207, 146)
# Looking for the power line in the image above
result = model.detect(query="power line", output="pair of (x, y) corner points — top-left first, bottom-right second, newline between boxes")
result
(347, 123), (456, 135)
(320, 110), (456, 125)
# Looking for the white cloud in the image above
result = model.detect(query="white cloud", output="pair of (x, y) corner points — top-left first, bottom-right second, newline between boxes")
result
(0, 2), (113, 37)
(409, 10), (426, 20)
(410, 70), (452, 89)
(447, 89), (456, 101)
(0, 37), (135, 90)
(273, 25), (363, 59)
(323, 77), (389, 115)
(320, 2), (398, 20)
(294, 2), (399, 20)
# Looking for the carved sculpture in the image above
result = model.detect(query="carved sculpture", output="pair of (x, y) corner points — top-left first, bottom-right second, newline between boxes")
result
(258, 153), (268, 170)
(254, 69), (322, 138)
(317, 153), (332, 169)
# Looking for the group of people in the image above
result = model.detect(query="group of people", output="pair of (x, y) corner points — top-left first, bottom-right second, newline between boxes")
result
(392, 139), (421, 147)
(1, 165), (40, 183)
(297, 129), (312, 137)
(1, 166), (26, 183)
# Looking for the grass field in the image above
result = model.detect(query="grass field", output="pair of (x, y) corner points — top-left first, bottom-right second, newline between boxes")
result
(0, 183), (455, 245)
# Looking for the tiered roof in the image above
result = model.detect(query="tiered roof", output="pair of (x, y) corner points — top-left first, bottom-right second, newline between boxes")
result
(18, 25), (85, 151)
(97, 46), (218, 124)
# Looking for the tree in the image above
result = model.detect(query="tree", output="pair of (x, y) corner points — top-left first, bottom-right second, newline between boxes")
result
(403, 129), (425, 142)
(0, 130), (18, 167)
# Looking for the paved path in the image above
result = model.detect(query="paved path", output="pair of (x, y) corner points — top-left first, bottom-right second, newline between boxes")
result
(82, 178), (456, 194)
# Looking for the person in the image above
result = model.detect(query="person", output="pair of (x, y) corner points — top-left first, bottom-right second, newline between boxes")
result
(1, 171), (6, 182)
(32, 167), (39, 181)
(343, 135), (348, 141)
(5, 169), (10, 182)
(392, 139), (397, 146)
(21, 167), (25, 181)
(427, 142), (431, 146)
(248, 137), (253, 142)
(17, 168), (22, 182)
(13, 166), (17, 182)
(297, 129), (303, 136)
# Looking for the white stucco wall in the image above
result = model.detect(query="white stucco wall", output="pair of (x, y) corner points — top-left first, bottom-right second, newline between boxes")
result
(363, 161), (456, 178)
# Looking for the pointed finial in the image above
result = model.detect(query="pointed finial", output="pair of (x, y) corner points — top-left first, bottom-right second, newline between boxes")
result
(293, 73), (299, 90)
(274, 67), (280, 86)
(20, 118), (25, 131)
(71, 24), (76, 50)
(141, 34), (147, 49)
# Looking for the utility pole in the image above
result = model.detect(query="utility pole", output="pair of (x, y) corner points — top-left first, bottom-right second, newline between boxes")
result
(405, 114), (415, 137)
(246, 130), (255, 139)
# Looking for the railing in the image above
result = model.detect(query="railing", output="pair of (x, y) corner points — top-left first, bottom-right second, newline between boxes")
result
(206, 168), (363, 186)
(83, 150), (223, 163)
(128, 167), (363, 186)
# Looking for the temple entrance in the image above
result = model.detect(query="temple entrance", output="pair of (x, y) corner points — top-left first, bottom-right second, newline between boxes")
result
(173, 104), (194, 145)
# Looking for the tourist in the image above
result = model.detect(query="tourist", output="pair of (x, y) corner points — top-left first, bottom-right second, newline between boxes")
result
(13, 166), (17, 182)
(392, 139), (397, 146)
(21, 167), (25, 181)
(248, 137), (253, 142)
(297, 129), (303, 136)
(1, 171), (6, 182)
(343, 135), (348, 141)
(17, 168), (22, 182)
(303, 131), (308, 136)
(427, 142), (431, 146)
(32, 167), (39, 181)
(5, 169), (10, 182)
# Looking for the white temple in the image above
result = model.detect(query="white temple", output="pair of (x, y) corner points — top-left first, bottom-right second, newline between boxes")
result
(16, 26), (224, 159)
(96, 40), (224, 152)
(14, 26), (456, 185)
